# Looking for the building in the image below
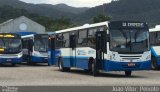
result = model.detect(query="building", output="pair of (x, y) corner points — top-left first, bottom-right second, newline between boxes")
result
(0, 16), (45, 33)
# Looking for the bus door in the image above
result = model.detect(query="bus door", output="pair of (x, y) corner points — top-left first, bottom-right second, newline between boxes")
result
(70, 34), (76, 67)
(95, 31), (107, 70)
(50, 36), (56, 65)
(28, 39), (34, 62)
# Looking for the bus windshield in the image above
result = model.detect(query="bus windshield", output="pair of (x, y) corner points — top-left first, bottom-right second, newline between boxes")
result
(0, 38), (22, 54)
(110, 29), (149, 53)
(34, 35), (48, 52)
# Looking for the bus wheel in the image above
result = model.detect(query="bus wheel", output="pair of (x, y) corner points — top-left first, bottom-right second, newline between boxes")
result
(58, 58), (70, 72)
(151, 56), (159, 70)
(125, 71), (132, 77)
(91, 61), (99, 76)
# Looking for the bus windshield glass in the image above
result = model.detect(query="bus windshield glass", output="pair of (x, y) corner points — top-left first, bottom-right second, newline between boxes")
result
(34, 35), (48, 52)
(0, 38), (22, 54)
(110, 29), (149, 53)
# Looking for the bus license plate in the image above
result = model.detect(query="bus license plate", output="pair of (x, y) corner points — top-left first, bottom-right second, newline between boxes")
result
(128, 63), (135, 67)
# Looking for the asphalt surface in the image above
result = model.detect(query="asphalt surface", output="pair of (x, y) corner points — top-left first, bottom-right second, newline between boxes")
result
(0, 63), (160, 86)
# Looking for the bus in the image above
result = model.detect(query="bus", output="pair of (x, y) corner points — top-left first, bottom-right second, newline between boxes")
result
(49, 21), (151, 76)
(0, 33), (23, 66)
(21, 34), (49, 65)
(149, 25), (160, 70)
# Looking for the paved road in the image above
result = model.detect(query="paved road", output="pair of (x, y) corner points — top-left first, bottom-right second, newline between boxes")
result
(0, 63), (160, 86)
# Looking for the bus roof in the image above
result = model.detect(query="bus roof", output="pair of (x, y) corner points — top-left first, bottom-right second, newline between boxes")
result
(15, 32), (37, 36)
(55, 21), (109, 34)
(21, 34), (34, 39)
(149, 25), (160, 32)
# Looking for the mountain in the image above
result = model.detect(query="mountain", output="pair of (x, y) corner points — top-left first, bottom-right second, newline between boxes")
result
(0, 0), (89, 19)
(75, 0), (160, 27)
(1, 0), (160, 27)
(41, 4), (88, 14)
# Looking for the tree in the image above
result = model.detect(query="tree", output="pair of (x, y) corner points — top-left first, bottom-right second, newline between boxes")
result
(93, 14), (111, 23)
(0, 6), (76, 32)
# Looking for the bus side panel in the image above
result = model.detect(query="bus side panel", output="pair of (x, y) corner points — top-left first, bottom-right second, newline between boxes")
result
(76, 56), (89, 69)
(31, 56), (48, 63)
(75, 47), (96, 69)
(61, 48), (72, 67)
(53, 49), (61, 65)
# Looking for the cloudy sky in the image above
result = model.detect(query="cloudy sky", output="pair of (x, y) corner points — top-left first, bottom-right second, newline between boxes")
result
(19, 0), (112, 7)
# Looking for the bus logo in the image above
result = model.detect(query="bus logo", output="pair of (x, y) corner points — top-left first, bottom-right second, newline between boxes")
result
(77, 50), (87, 55)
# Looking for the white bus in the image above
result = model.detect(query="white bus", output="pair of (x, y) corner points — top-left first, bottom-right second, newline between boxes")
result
(149, 25), (160, 70)
(21, 34), (49, 65)
(50, 21), (151, 76)
(0, 33), (23, 66)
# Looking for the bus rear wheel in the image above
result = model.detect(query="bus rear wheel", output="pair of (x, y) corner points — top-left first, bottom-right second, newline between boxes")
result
(151, 56), (159, 70)
(125, 71), (132, 77)
(58, 58), (70, 72)
(91, 61), (99, 76)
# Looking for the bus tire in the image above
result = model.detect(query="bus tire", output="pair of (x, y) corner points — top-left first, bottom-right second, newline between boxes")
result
(58, 58), (70, 72)
(151, 56), (159, 70)
(88, 59), (93, 73)
(91, 61), (99, 76)
(125, 71), (132, 77)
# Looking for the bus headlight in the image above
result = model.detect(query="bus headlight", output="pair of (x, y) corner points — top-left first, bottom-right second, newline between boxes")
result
(146, 54), (151, 61)
(110, 53), (116, 61)
(17, 52), (23, 58)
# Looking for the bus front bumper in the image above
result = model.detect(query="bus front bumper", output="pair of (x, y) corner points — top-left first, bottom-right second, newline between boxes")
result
(103, 60), (151, 71)
(0, 58), (22, 64)
(31, 56), (48, 63)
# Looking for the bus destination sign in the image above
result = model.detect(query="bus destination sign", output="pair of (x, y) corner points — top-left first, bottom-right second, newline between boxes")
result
(122, 22), (144, 27)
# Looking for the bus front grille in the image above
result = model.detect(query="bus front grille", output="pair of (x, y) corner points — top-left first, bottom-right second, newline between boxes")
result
(120, 55), (142, 60)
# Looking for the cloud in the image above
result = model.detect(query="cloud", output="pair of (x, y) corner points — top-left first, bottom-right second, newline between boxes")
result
(19, 0), (112, 7)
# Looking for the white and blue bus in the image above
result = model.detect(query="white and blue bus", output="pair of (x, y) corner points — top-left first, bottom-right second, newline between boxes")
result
(50, 21), (151, 76)
(149, 26), (160, 70)
(0, 33), (23, 66)
(21, 33), (49, 65)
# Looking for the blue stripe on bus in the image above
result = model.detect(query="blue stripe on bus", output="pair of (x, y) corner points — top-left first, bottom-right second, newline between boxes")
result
(31, 56), (48, 63)
(62, 56), (89, 69)
(61, 56), (151, 71)
(103, 60), (151, 71)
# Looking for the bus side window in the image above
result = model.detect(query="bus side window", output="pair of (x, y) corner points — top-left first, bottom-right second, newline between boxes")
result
(88, 28), (97, 48)
(56, 34), (64, 48)
(88, 28), (97, 37)
(63, 33), (69, 48)
(22, 39), (28, 49)
(77, 30), (88, 47)
(150, 32), (156, 46)
(156, 31), (160, 45)
(157, 32), (160, 40)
